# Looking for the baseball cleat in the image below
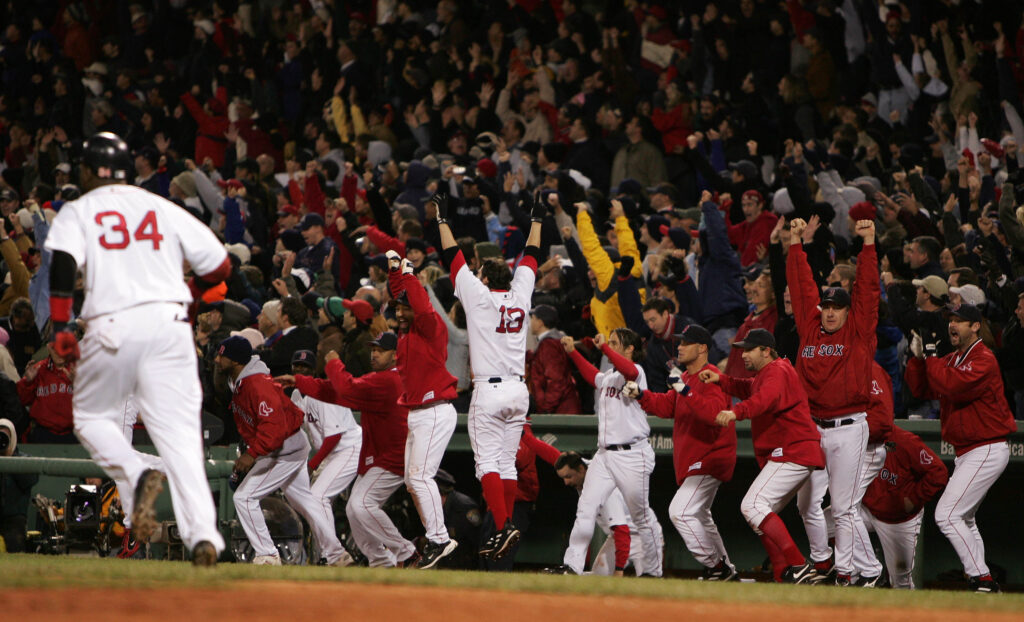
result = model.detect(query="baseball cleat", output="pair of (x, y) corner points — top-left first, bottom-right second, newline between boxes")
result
(489, 521), (521, 561)
(804, 559), (836, 585)
(130, 469), (164, 543)
(542, 565), (577, 575)
(699, 560), (739, 581)
(855, 572), (886, 588)
(834, 573), (853, 586)
(781, 562), (815, 584)
(968, 574), (1000, 593)
(399, 551), (421, 569)
(191, 541), (217, 567)
(415, 539), (458, 570)
(252, 554), (282, 565)
(328, 551), (356, 567)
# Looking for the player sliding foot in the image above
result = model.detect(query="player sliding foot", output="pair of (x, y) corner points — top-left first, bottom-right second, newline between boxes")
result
(131, 469), (164, 543)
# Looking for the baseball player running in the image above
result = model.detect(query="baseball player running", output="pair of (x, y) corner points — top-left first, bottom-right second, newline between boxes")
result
(284, 332), (417, 568)
(701, 329), (824, 583)
(861, 426), (948, 589)
(216, 336), (352, 566)
(387, 254), (461, 569)
(905, 303), (1017, 593)
(45, 132), (228, 567)
(787, 218), (878, 585)
(624, 324), (738, 580)
(286, 350), (362, 561)
(433, 191), (544, 561)
(560, 330), (663, 577)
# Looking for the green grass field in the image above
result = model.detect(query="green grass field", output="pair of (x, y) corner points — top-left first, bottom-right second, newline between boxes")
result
(1, 555), (1023, 614)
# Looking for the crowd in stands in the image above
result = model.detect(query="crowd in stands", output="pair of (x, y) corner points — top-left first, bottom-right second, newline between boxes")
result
(1, 0), (1024, 445)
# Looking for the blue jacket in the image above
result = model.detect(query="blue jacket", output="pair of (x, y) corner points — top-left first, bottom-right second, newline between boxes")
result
(697, 201), (747, 325)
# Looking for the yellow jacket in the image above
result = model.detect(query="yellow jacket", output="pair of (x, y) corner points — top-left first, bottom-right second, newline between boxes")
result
(576, 210), (644, 337)
(0, 236), (31, 317)
(330, 96), (367, 144)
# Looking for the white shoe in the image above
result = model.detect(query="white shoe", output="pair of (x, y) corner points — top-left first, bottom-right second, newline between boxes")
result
(329, 551), (355, 567)
(252, 554), (282, 566)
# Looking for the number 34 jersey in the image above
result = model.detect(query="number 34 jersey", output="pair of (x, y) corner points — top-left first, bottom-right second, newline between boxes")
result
(45, 185), (228, 320)
(451, 252), (537, 379)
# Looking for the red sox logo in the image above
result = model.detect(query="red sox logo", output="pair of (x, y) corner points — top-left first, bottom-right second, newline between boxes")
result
(879, 467), (898, 485)
(258, 401), (273, 417)
(919, 449), (933, 465)
(870, 380), (883, 395)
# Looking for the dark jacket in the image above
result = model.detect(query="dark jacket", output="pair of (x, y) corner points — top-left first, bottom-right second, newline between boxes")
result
(697, 201), (748, 327)
(261, 325), (320, 377)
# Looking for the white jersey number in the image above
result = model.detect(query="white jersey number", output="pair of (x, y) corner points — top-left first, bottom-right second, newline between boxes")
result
(495, 305), (526, 334)
(96, 210), (164, 250)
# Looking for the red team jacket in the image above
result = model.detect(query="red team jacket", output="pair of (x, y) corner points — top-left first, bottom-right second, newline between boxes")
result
(295, 359), (409, 477)
(388, 271), (458, 408)
(862, 427), (949, 524)
(905, 340), (1017, 456)
(788, 242), (879, 419)
(867, 361), (895, 444)
(527, 335), (582, 414)
(230, 366), (304, 458)
(638, 363), (737, 484)
(719, 358), (825, 469)
(16, 358), (74, 435)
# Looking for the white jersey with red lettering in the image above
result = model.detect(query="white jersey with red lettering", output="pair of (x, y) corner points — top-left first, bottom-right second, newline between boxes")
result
(292, 391), (362, 452)
(595, 365), (649, 448)
(452, 256), (536, 378)
(44, 184), (227, 319)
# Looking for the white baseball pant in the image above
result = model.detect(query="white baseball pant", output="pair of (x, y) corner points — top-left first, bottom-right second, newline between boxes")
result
(669, 474), (731, 568)
(934, 441), (1009, 578)
(817, 413), (869, 575)
(405, 401), (457, 543)
(233, 430), (347, 564)
(795, 469), (832, 563)
(117, 397), (164, 530)
(564, 443), (662, 576)
(72, 303), (223, 554)
(850, 442), (886, 577)
(590, 513), (664, 576)
(864, 509), (924, 589)
(346, 467), (417, 567)
(311, 436), (362, 511)
(467, 379), (529, 480)
(740, 461), (814, 531)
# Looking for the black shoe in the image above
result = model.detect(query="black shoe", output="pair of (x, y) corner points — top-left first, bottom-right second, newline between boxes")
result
(781, 562), (815, 584)
(117, 529), (141, 559)
(415, 539), (458, 570)
(488, 521), (521, 561)
(400, 552), (421, 569)
(131, 469), (164, 543)
(700, 560), (738, 581)
(637, 573), (661, 578)
(192, 541), (217, 567)
(803, 559), (835, 585)
(856, 572), (886, 588)
(968, 574), (1001, 593)
(835, 573), (853, 587)
(542, 564), (577, 575)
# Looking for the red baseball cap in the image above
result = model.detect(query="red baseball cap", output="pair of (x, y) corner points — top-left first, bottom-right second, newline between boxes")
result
(342, 299), (375, 323)
(277, 204), (299, 217)
(217, 178), (244, 190)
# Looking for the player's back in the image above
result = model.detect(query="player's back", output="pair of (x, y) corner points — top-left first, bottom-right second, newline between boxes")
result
(45, 185), (227, 320)
(457, 264), (535, 378)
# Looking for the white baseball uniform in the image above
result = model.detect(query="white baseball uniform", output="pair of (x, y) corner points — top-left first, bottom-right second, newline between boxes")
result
(293, 391), (362, 526)
(589, 486), (665, 576)
(934, 441), (1010, 578)
(452, 253), (535, 482)
(45, 184), (227, 554)
(795, 470), (832, 564)
(668, 474), (730, 568)
(347, 466), (417, 567)
(564, 364), (663, 576)
(117, 395), (163, 530)
(863, 509), (924, 589)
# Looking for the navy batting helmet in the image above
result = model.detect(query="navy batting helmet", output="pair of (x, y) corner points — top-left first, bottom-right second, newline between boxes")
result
(82, 132), (131, 180)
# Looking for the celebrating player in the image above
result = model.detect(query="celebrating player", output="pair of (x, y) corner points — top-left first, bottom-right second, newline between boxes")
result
(433, 190), (544, 561)
(624, 324), (738, 580)
(701, 329), (824, 583)
(557, 330), (664, 576)
(45, 132), (229, 567)
(786, 217), (879, 585)
(216, 336), (352, 566)
(387, 252), (461, 569)
(905, 303), (1017, 593)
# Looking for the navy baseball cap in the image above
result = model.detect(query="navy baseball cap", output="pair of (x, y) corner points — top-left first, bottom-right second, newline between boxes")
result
(530, 304), (559, 328)
(368, 331), (398, 350)
(820, 286), (851, 308)
(945, 303), (982, 323)
(299, 213), (325, 230)
(674, 324), (712, 347)
(216, 335), (253, 365)
(732, 328), (776, 350)
(291, 349), (316, 368)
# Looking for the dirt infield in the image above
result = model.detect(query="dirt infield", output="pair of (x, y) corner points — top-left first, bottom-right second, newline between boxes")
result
(5, 581), (1023, 622)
